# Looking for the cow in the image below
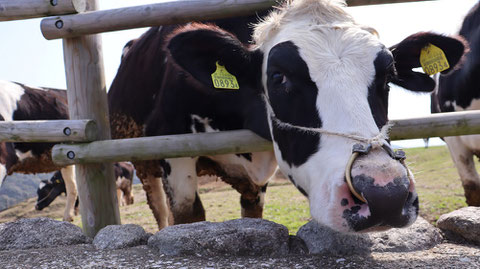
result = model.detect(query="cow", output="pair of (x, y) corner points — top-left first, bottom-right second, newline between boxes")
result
(108, 0), (465, 233)
(36, 162), (135, 211)
(0, 80), (78, 221)
(431, 2), (480, 206)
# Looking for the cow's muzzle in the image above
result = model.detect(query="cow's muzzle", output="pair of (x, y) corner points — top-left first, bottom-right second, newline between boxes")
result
(345, 142), (411, 203)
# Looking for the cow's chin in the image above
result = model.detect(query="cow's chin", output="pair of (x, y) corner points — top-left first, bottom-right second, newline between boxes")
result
(308, 182), (419, 234)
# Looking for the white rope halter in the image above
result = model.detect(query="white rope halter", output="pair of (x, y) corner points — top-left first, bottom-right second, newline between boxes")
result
(262, 94), (411, 203)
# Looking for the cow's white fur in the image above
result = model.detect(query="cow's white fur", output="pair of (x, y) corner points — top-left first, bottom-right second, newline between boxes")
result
(60, 165), (77, 222)
(253, 0), (412, 231)
(0, 80), (24, 121)
(189, 114), (277, 186)
(15, 150), (34, 162)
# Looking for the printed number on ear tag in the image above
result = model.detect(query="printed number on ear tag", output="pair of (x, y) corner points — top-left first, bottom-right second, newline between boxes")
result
(420, 44), (450, 75)
(211, 61), (240, 90)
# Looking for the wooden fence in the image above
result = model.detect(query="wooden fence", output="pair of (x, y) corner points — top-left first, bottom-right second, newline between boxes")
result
(0, 0), (454, 237)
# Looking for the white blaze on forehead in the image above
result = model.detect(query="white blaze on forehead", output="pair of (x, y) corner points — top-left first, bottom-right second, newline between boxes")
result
(38, 181), (46, 189)
(0, 80), (25, 121)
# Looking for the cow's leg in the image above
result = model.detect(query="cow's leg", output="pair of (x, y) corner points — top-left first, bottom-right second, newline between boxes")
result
(196, 155), (275, 219)
(124, 186), (134, 205)
(140, 175), (170, 229)
(163, 158), (205, 224)
(116, 188), (124, 207)
(445, 137), (480, 206)
(61, 165), (77, 222)
(241, 183), (268, 218)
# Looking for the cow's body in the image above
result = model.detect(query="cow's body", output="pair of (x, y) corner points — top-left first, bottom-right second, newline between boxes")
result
(109, 12), (277, 228)
(432, 2), (480, 206)
(109, 0), (465, 232)
(0, 80), (77, 221)
(36, 162), (135, 211)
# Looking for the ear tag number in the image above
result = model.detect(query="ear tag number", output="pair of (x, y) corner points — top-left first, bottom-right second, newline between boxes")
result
(211, 61), (240, 90)
(420, 44), (450, 75)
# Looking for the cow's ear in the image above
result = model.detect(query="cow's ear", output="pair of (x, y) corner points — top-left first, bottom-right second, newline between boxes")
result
(166, 23), (263, 90)
(389, 32), (466, 92)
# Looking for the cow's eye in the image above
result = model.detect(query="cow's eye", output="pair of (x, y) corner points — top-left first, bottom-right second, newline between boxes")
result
(272, 72), (287, 85)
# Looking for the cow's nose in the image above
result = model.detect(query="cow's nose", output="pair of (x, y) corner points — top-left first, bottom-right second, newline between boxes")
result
(35, 204), (41, 211)
(352, 175), (410, 225)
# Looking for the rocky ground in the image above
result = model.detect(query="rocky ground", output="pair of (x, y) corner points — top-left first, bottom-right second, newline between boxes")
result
(1, 207), (480, 269)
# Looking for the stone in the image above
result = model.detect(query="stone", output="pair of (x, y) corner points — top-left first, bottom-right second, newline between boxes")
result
(437, 206), (480, 245)
(0, 217), (90, 250)
(297, 216), (442, 255)
(93, 224), (151, 250)
(148, 218), (290, 256)
(288, 235), (308, 255)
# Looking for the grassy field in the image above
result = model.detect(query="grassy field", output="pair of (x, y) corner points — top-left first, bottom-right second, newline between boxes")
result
(0, 145), (469, 234)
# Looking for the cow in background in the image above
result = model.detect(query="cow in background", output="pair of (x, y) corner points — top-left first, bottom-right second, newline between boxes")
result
(0, 80), (77, 221)
(431, 2), (480, 206)
(109, 0), (465, 233)
(36, 162), (135, 212)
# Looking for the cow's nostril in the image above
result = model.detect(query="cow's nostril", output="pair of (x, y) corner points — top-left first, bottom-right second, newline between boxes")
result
(352, 175), (410, 216)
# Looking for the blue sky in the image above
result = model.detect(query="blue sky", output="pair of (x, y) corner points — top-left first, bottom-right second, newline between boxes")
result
(0, 0), (477, 148)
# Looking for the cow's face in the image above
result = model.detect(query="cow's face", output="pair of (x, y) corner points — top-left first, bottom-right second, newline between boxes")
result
(35, 172), (65, 210)
(167, 0), (465, 232)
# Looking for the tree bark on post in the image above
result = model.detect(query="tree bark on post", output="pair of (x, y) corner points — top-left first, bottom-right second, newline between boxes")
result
(62, 0), (120, 237)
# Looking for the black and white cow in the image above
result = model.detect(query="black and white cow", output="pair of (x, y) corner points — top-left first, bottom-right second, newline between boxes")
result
(109, 0), (465, 232)
(0, 80), (78, 221)
(36, 162), (135, 211)
(431, 2), (480, 206)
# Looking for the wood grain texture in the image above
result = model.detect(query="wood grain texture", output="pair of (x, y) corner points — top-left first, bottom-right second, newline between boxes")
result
(347, 0), (432, 6)
(52, 130), (273, 165)
(41, 0), (276, 39)
(389, 111), (480, 140)
(62, 0), (119, 238)
(53, 111), (480, 165)
(0, 0), (86, 21)
(0, 120), (96, 142)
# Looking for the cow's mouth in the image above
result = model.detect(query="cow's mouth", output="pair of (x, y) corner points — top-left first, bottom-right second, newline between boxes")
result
(342, 178), (419, 232)
(341, 142), (419, 232)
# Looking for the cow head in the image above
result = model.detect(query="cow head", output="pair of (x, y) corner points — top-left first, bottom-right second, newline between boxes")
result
(35, 171), (66, 210)
(167, 0), (465, 232)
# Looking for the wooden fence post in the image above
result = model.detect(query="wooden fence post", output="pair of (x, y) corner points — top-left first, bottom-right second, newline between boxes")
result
(62, 0), (120, 237)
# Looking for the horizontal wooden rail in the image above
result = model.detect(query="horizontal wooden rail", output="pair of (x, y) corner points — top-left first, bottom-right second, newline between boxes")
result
(41, 0), (275, 40)
(347, 0), (432, 6)
(0, 0), (86, 22)
(389, 111), (480, 140)
(52, 129), (273, 165)
(52, 111), (480, 165)
(40, 0), (435, 40)
(0, 120), (97, 142)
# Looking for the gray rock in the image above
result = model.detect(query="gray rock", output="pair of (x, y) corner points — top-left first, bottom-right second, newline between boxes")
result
(297, 216), (442, 255)
(93, 224), (151, 250)
(288, 235), (308, 255)
(437, 206), (480, 245)
(148, 218), (290, 256)
(0, 217), (90, 250)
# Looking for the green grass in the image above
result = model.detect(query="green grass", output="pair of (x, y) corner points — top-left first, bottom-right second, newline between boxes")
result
(404, 146), (467, 223)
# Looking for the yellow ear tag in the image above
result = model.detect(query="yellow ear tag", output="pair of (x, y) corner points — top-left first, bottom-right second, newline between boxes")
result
(56, 179), (61, 184)
(420, 44), (450, 75)
(211, 61), (240, 90)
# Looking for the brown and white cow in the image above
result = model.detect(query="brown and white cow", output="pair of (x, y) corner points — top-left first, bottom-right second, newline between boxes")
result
(431, 2), (480, 206)
(0, 80), (77, 221)
(36, 162), (135, 211)
(109, 0), (465, 233)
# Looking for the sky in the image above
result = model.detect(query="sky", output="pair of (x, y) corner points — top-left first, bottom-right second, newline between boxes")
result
(0, 0), (477, 148)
